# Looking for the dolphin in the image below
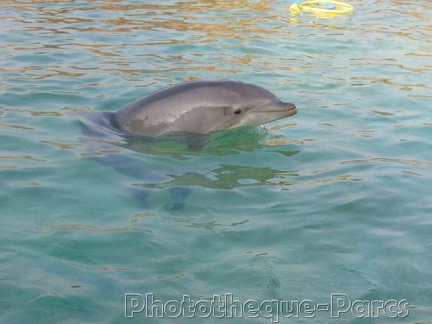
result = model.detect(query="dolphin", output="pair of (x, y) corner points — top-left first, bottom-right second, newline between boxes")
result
(78, 80), (297, 209)
(112, 80), (297, 137)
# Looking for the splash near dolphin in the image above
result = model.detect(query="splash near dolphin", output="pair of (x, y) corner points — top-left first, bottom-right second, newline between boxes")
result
(112, 80), (297, 137)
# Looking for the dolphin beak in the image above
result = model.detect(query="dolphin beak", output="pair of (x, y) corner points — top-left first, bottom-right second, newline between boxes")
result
(253, 102), (297, 117)
(278, 102), (297, 116)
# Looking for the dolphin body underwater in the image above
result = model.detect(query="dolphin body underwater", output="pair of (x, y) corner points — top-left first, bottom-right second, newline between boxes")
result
(79, 80), (297, 209)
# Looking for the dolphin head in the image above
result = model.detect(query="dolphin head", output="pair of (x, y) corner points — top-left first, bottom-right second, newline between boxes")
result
(222, 100), (297, 129)
(203, 81), (297, 132)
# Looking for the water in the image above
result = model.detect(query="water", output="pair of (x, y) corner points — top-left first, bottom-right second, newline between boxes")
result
(1, 0), (431, 323)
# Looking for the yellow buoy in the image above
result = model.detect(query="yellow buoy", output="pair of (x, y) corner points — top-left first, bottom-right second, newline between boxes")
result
(290, 1), (354, 15)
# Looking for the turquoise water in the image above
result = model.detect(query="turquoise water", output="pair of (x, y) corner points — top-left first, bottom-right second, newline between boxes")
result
(1, 0), (431, 323)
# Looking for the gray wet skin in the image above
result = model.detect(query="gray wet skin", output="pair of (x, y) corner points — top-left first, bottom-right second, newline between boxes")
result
(114, 80), (297, 137)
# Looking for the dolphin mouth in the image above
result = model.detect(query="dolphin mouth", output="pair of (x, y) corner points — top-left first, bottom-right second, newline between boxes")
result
(252, 102), (297, 116)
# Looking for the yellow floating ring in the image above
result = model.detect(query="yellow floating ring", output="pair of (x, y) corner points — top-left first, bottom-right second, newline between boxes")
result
(290, 0), (354, 15)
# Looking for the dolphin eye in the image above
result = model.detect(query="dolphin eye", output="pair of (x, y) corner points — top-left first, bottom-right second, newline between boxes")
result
(233, 109), (242, 115)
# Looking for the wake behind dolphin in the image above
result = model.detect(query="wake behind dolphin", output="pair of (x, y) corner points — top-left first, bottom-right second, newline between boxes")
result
(112, 80), (297, 137)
